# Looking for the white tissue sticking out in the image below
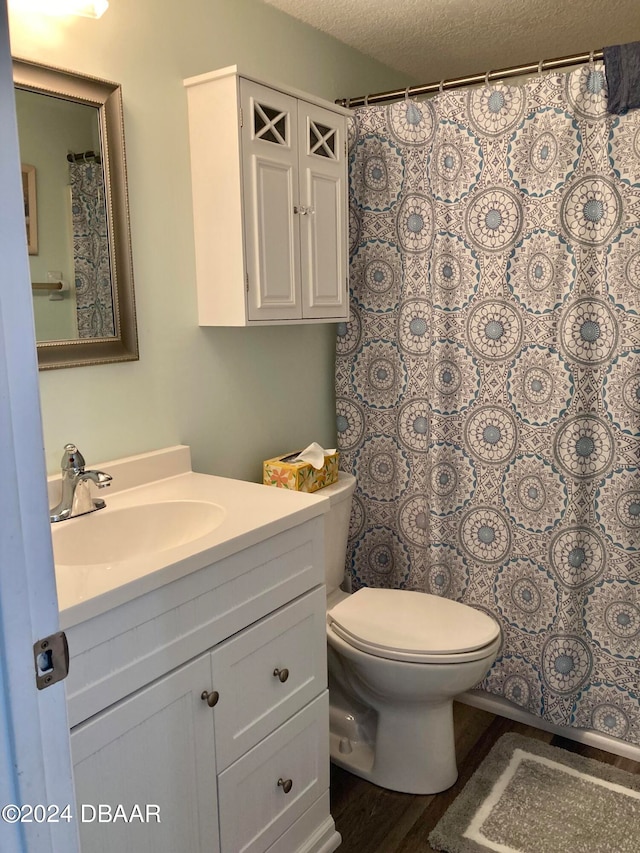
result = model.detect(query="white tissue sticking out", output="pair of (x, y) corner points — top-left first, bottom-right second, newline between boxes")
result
(291, 442), (336, 470)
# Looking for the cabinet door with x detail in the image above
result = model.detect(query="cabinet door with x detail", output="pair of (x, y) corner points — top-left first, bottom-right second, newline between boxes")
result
(297, 101), (348, 320)
(241, 80), (301, 321)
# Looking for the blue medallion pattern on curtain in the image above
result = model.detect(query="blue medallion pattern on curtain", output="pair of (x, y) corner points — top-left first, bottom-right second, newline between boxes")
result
(69, 160), (114, 338)
(336, 64), (640, 745)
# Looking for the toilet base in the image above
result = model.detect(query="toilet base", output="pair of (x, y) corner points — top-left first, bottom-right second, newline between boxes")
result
(329, 696), (458, 795)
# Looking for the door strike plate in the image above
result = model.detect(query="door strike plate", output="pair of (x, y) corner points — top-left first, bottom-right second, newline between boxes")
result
(33, 631), (69, 690)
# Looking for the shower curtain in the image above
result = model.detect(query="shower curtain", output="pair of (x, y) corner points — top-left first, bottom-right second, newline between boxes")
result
(69, 160), (114, 338)
(336, 64), (640, 745)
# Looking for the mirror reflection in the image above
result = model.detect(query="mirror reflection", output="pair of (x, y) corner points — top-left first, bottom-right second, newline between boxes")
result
(16, 89), (114, 343)
(13, 58), (138, 370)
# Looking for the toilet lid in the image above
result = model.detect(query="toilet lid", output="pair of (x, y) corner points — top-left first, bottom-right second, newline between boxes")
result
(327, 588), (500, 662)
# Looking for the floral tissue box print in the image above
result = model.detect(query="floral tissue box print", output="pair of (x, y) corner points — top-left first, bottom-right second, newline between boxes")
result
(263, 451), (339, 493)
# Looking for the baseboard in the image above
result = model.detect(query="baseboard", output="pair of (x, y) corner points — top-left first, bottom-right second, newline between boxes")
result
(459, 689), (640, 762)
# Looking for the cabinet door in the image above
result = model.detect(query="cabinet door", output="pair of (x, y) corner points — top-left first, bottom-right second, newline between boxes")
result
(298, 102), (348, 320)
(241, 80), (301, 321)
(71, 655), (219, 853)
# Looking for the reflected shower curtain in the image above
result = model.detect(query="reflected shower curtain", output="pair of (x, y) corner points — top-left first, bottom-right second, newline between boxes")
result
(336, 64), (640, 744)
(69, 160), (114, 338)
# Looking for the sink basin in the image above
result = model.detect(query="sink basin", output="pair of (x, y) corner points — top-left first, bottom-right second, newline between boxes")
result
(52, 500), (226, 567)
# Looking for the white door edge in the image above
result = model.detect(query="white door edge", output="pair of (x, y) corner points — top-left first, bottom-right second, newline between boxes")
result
(0, 5), (78, 851)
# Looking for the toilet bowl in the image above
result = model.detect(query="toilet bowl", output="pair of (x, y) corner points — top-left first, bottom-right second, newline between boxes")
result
(319, 473), (501, 795)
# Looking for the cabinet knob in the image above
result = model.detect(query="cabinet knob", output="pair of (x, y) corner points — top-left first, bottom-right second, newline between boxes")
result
(273, 667), (289, 683)
(201, 689), (219, 708)
(277, 777), (293, 794)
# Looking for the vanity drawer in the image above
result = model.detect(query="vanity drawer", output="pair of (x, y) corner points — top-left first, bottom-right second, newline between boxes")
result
(217, 692), (330, 853)
(211, 586), (327, 770)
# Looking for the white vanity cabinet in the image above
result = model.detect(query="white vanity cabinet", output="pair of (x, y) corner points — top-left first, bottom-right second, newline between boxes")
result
(184, 66), (350, 326)
(65, 515), (340, 853)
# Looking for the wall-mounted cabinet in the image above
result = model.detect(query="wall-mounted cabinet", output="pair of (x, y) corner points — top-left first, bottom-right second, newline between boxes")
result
(184, 67), (350, 326)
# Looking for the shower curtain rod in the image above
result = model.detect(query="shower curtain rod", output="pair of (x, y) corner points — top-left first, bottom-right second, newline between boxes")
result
(336, 48), (604, 108)
(67, 150), (101, 163)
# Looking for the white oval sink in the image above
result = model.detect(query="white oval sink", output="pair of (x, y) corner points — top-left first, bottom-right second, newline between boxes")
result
(52, 500), (226, 567)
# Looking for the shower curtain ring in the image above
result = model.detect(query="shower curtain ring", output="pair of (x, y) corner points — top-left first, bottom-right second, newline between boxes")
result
(404, 85), (411, 101)
(345, 97), (351, 108)
(589, 49), (595, 69)
(364, 93), (370, 107)
(538, 59), (544, 75)
(439, 79), (445, 94)
(485, 69), (492, 87)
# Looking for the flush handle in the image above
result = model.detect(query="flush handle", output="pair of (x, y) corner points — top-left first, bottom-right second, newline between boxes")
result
(277, 777), (293, 794)
(273, 667), (289, 683)
(201, 689), (219, 708)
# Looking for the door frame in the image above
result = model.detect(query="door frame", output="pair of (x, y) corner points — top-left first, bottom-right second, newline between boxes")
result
(0, 4), (79, 851)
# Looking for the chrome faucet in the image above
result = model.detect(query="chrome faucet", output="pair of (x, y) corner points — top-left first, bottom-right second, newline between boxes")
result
(49, 444), (112, 523)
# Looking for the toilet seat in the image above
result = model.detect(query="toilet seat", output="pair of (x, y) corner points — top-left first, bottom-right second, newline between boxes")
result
(327, 588), (501, 663)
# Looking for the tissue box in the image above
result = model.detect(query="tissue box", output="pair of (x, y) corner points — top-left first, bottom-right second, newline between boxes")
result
(263, 450), (340, 493)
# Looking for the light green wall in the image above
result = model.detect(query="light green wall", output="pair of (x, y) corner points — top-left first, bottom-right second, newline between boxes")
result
(9, 0), (410, 481)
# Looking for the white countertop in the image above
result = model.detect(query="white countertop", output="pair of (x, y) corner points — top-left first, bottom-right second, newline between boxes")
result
(52, 446), (329, 627)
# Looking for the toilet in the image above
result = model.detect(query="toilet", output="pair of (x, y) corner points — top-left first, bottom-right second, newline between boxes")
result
(319, 472), (501, 795)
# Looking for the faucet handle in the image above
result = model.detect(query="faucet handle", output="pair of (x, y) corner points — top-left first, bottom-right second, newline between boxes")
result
(61, 443), (85, 472)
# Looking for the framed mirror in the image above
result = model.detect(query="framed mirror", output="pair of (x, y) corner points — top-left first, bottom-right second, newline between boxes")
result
(13, 58), (138, 369)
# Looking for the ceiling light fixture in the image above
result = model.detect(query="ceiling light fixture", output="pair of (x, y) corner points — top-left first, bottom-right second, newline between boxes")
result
(10, 0), (109, 17)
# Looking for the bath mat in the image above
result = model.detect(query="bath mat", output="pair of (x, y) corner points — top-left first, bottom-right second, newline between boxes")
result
(429, 732), (640, 853)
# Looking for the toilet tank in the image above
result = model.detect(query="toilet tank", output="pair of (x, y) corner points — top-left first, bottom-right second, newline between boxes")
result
(315, 472), (356, 594)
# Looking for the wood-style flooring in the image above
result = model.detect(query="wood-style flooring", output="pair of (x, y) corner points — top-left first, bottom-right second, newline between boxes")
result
(330, 701), (640, 853)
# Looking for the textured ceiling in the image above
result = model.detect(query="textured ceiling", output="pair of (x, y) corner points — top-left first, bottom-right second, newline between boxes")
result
(261, 0), (640, 91)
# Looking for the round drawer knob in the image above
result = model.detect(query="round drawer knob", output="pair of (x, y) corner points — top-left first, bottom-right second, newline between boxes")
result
(201, 689), (219, 708)
(277, 777), (293, 794)
(273, 667), (289, 683)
